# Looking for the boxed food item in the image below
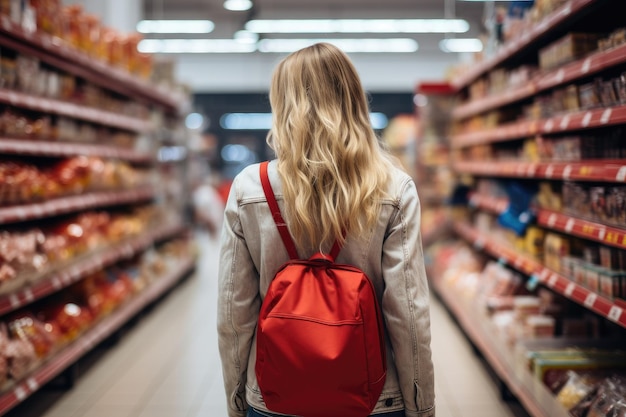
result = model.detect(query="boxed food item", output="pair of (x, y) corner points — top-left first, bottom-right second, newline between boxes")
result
(539, 33), (603, 70)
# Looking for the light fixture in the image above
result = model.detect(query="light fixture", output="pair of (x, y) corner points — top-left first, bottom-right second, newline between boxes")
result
(245, 19), (469, 34)
(258, 38), (418, 53)
(224, 0), (253, 11)
(137, 39), (256, 54)
(234, 30), (259, 44)
(220, 112), (389, 130)
(439, 38), (483, 53)
(185, 113), (205, 130)
(136, 20), (214, 34)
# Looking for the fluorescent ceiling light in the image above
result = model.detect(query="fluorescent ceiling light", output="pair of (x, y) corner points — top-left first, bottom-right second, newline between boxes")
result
(245, 19), (469, 34)
(234, 30), (259, 44)
(138, 39), (256, 53)
(439, 38), (483, 53)
(370, 113), (389, 130)
(221, 113), (272, 130)
(136, 20), (214, 34)
(220, 112), (389, 130)
(224, 0), (253, 11)
(258, 38), (418, 53)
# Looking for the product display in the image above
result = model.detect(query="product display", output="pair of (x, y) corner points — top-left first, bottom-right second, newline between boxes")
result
(0, 3), (192, 414)
(440, 1), (626, 416)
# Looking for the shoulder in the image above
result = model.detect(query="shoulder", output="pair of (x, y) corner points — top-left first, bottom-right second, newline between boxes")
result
(385, 165), (418, 205)
(231, 161), (281, 203)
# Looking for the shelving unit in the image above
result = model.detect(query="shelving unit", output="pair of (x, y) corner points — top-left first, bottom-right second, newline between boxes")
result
(0, 8), (193, 414)
(451, 0), (600, 90)
(433, 280), (570, 417)
(440, 0), (626, 414)
(0, 188), (155, 225)
(0, 89), (153, 133)
(0, 255), (195, 415)
(453, 221), (626, 329)
(452, 105), (626, 147)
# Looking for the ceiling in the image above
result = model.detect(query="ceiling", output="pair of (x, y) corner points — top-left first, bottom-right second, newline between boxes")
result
(137, 0), (491, 92)
(142, 0), (488, 52)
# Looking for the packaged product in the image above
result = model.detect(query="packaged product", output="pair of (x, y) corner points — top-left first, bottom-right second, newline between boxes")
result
(524, 315), (555, 338)
(579, 80), (603, 110)
(556, 370), (597, 410)
(539, 33), (602, 70)
(586, 376), (626, 417)
(7, 312), (57, 358)
(1, 322), (37, 380)
(599, 270), (624, 299)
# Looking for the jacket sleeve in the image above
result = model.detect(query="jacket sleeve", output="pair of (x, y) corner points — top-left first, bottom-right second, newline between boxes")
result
(217, 176), (261, 417)
(381, 178), (435, 417)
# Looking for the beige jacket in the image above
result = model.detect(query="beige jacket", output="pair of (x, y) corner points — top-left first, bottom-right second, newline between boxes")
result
(217, 161), (435, 417)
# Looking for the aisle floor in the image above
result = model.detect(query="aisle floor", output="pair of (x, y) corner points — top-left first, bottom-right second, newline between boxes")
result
(8, 232), (529, 417)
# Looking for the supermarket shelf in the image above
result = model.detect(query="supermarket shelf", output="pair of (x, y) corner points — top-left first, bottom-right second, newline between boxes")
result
(454, 221), (626, 329)
(0, 221), (187, 316)
(0, 254), (196, 415)
(537, 209), (626, 249)
(0, 17), (184, 113)
(466, 194), (626, 250)
(454, 160), (626, 182)
(454, 43), (626, 120)
(452, 0), (598, 90)
(0, 188), (156, 225)
(0, 138), (154, 163)
(0, 89), (152, 133)
(452, 104), (626, 148)
(433, 280), (569, 417)
(468, 193), (509, 214)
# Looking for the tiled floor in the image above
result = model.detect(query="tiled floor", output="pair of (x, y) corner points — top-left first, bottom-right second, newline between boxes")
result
(8, 231), (529, 417)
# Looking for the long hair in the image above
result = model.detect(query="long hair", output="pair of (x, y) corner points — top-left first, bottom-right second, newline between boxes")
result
(267, 42), (394, 251)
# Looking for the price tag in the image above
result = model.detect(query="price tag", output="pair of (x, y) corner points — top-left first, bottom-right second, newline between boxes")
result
(540, 269), (551, 281)
(584, 292), (597, 308)
(565, 218), (575, 233)
(51, 277), (62, 290)
(598, 228), (607, 240)
(14, 386), (27, 401)
(560, 114), (571, 130)
(581, 57), (591, 74)
(527, 164), (537, 177)
(582, 112), (592, 127)
(527, 274), (540, 291)
(24, 289), (34, 302)
(563, 165), (572, 180)
(564, 282), (575, 297)
(547, 213), (557, 228)
(601, 108), (612, 124)
(556, 69), (565, 83)
(548, 274), (559, 288)
(26, 378), (38, 391)
(545, 164), (554, 178)
(608, 306), (623, 323)
(544, 119), (554, 132)
(616, 166), (626, 182)
(9, 294), (20, 308)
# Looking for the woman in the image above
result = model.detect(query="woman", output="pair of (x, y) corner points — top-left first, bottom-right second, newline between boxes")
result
(218, 42), (435, 417)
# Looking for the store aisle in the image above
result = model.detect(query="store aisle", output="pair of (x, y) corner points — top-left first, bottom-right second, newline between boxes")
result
(8, 231), (528, 417)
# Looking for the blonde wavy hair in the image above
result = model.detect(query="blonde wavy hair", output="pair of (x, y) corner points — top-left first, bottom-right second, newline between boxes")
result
(267, 42), (394, 251)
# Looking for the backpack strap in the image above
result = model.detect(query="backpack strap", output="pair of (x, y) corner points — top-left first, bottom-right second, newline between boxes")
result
(260, 161), (343, 262)
(260, 161), (299, 260)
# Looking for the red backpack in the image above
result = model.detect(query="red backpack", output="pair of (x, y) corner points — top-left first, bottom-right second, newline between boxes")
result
(255, 161), (387, 417)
